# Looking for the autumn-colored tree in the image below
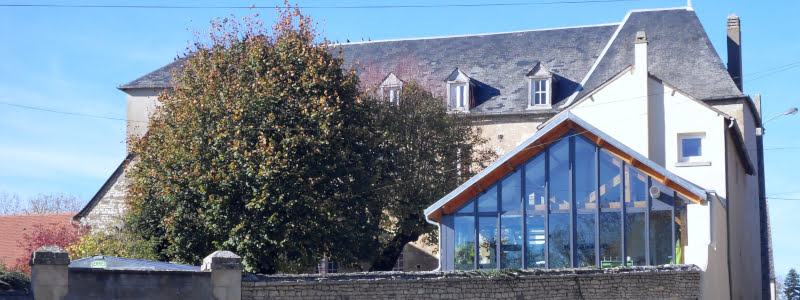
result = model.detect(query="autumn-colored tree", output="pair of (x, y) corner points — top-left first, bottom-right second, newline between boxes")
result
(13, 224), (87, 273)
(67, 227), (159, 261)
(366, 82), (493, 270)
(126, 7), (385, 273)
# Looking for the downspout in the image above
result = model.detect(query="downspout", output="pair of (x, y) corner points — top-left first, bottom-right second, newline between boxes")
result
(725, 117), (735, 300)
(425, 215), (442, 271)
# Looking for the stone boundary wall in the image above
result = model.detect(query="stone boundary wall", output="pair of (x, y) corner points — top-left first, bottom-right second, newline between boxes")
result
(242, 265), (701, 300)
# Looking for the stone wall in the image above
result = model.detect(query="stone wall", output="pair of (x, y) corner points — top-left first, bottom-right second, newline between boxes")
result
(78, 158), (133, 231)
(242, 265), (701, 300)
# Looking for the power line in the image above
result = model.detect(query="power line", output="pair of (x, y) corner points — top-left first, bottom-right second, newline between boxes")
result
(0, 100), (136, 122)
(0, 0), (640, 9)
(768, 197), (800, 201)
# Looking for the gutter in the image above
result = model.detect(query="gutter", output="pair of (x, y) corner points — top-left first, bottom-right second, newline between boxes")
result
(425, 215), (442, 271)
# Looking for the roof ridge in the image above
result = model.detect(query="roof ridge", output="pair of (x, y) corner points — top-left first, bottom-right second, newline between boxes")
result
(331, 22), (620, 46)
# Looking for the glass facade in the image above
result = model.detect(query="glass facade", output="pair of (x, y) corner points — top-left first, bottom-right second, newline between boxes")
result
(450, 132), (688, 270)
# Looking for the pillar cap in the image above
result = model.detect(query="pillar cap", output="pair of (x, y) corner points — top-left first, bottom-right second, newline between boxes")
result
(30, 245), (70, 266)
(201, 250), (242, 270)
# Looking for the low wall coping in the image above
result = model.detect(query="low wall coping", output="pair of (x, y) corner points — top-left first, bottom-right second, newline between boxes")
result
(29, 245), (70, 265)
(243, 264), (700, 283)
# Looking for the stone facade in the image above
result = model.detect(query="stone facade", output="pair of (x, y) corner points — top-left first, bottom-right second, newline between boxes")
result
(242, 265), (702, 300)
(76, 157), (133, 231)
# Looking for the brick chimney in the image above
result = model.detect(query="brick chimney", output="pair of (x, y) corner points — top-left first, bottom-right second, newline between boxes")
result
(727, 14), (743, 92)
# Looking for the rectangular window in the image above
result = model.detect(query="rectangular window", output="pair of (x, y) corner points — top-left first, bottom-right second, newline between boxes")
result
(625, 165), (647, 266)
(449, 83), (467, 110)
(599, 149), (623, 267)
(679, 133), (705, 162)
(574, 137), (597, 267)
(531, 79), (548, 106)
(454, 215), (476, 270)
(501, 171), (522, 212)
(526, 215), (546, 268)
(548, 140), (570, 268)
(478, 216), (498, 269)
(500, 215), (523, 268)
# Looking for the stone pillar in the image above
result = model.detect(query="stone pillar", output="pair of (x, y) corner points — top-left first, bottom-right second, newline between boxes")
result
(202, 250), (243, 300)
(30, 245), (70, 300)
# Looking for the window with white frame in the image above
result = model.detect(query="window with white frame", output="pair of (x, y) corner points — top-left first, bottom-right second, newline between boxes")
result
(383, 86), (400, 104)
(530, 79), (548, 106)
(449, 83), (468, 110)
(678, 133), (705, 162)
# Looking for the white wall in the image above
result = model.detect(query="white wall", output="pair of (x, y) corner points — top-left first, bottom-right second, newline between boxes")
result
(124, 88), (164, 148)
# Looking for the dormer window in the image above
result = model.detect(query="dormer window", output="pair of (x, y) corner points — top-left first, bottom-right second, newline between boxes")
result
(526, 62), (555, 109)
(379, 72), (403, 104)
(446, 68), (475, 112)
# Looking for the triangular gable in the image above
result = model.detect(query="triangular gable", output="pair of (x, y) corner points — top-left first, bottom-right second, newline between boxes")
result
(445, 68), (472, 83)
(424, 112), (708, 222)
(379, 72), (403, 88)
(526, 61), (554, 78)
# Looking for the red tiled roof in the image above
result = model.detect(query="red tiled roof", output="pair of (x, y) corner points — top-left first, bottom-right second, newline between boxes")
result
(0, 213), (74, 266)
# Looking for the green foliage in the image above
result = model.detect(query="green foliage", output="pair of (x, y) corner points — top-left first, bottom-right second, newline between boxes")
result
(786, 268), (800, 300)
(126, 7), (384, 274)
(67, 227), (159, 261)
(0, 265), (30, 291)
(366, 82), (494, 270)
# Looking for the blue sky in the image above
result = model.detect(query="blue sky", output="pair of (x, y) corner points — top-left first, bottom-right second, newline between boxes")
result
(1, 0), (798, 278)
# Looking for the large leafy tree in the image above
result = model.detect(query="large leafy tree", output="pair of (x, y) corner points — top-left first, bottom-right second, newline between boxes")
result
(126, 8), (385, 273)
(367, 82), (493, 270)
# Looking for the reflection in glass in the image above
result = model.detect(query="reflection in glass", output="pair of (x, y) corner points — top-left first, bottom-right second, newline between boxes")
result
(625, 165), (647, 209)
(478, 216), (497, 269)
(478, 186), (498, 212)
(575, 137), (597, 211)
(501, 171), (522, 212)
(525, 154), (546, 213)
(625, 212), (646, 266)
(454, 216), (475, 270)
(599, 149), (623, 209)
(501, 215), (522, 268)
(599, 212), (621, 267)
(549, 140), (570, 212)
(457, 200), (474, 214)
(650, 210), (672, 265)
(674, 195), (688, 264)
(576, 214), (595, 267)
(549, 213), (570, 268)
(526, 215), (546, 268)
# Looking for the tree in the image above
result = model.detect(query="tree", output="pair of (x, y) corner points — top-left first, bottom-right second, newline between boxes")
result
(13, 223), (87, 274)
(126, 7), (385, 273)
(366, 82), (493, 270)
(67, 227), (159, 261)
(0, 192), (83, 215)
(786, 268), (800, 300)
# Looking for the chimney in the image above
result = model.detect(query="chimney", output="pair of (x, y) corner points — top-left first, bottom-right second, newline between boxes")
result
(727, 14), (743, 92)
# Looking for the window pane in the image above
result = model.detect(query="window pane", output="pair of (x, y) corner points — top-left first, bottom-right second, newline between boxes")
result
(675, 195), (688, 264)
(682, 138), (702, 157)
(478, 216), (497, 269)
(576, 214), (596, 267)
(501, 171), (522, 212)
(458, 86), (465, 107)
(649, 210), (672, 265)
(449, 85), (458, 108)
(457, 199), (474, 214)
(575, 137), (597, 212)
(625, 165), (647, 210)
(548, 213), (570, 268)
(599, 149), (622, 210)
(454, 216), (475, 270)
(525, 154), (546, 213)
(651, 181), (674, 210)
(526, 215), (546, 268)
(599, 212), (622, 267)
(478, 185), (497, 212)
(549, 139), (570, 212)
(625, 212), (646, 266)
(501, 215), (522, 269)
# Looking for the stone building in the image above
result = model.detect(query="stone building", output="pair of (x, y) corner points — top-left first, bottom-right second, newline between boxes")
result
(75, 5), (773, 298)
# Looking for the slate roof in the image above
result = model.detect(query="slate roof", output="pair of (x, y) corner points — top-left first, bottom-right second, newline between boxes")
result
(0, 213), (74, 266)
(118, 7), (743, 115)
(568, 8), (744, 104)
(69, 256), (200, 271)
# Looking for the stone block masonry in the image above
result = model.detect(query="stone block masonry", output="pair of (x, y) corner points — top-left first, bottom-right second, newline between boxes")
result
(242, 265), (701, 300)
